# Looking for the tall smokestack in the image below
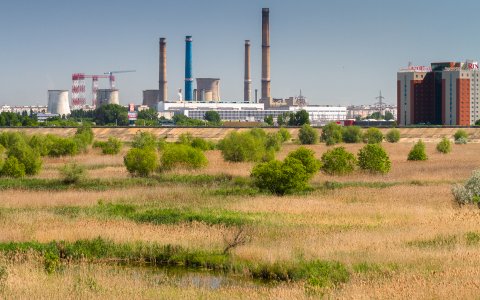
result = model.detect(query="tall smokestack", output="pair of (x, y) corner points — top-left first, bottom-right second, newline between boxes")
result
(185, 36), (193, 101)
(261, 8), (271, 103)
(244, 40), (252, 103)
(159, 38), (167, 102)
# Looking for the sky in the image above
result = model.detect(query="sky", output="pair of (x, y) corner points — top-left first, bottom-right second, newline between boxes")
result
(1, 0), (480, 107)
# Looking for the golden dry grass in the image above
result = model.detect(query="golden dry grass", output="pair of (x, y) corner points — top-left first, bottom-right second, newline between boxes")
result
(2, 138), (480, 298)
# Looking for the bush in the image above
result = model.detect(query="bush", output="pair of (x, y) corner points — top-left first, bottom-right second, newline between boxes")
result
(407, 140), (427, 161)
(265, 132), (282, 152)
(218, 131), (270, 162)
(160, 144), (208, 171)
(28, 135), (51, 156)
(452, 170), (480, 206)
(75, 124), (94, 145)
(454, 129), (468, 142)
(321, 147), (357, 175)
(124, 148), (158, 177)
(455, 137), (468, 145)
(286, 147), (321, 177)
(47, 136), (78, 157)
(357, 144), (391, 174)
(131, 131), (157, 150)
(7, 142), (42, 175)
(278, 128), (291, 142)
(436, 137), (451, 154)
(299, 124), (319, 145)
(362, 128), (383, 144)
(190, 137), (215, 151)
(385, 129), (400, 143)
(93, 137), (122, 155)
(59, 163), (87, 184)
(251, 157), (310, 195)
(320, 122), (342, 146)
(1, 156), (25, 178)
(342, 126), (362, 143)
(0, 146), (5, 172)
(177, 133), (194, 145)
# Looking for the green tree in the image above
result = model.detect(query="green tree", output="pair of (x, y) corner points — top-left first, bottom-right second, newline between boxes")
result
(385, 129), (400, 143)
(342, 126), (362, 143)
(286, 147), (321, 177)
(251, 157), (310, 195)
(204, 111), (221, 124)
(436, 137), (451, 154)
(131, 131), (158, 150)
(7, 142), (42, 175)
(94, 104), (128, 126)
(137, 108), (158, 121)
(299, 124), (319, 145)
(264, 115), (274, 126)
(407, 140), (428, 161)
(293, 110), (310, 126)
(160, 144), (208, 171)
(321, 122), (342, 146)
(362, 127), (384, 144)
(218, 131), (268, 162)
(1, 156), (25, 178)
(321, 147), (357, 175)
(384, 111), (394, 121)
(357, 144), (391, 174)
(123, 148), (158, 177)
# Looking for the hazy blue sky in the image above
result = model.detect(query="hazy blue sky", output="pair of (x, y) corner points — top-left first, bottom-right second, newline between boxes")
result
(1, 0), (479, 106)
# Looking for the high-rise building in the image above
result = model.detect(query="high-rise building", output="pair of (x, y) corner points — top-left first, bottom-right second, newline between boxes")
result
(397, 61), (480, 126)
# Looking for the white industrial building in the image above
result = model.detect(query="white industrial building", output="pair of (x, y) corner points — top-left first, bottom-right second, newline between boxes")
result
(158, 101), (346, 125)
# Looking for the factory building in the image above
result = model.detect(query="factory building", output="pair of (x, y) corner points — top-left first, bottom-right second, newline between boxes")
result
(397, 61), (480, 125)
(157, 101), (346, 125)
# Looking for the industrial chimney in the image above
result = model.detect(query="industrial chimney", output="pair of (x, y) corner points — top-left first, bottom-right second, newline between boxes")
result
(261, 8), (271, 103)
(244, 40), (252, 103)
(185, 36), (193, 101)
(159, 38), (167, 102)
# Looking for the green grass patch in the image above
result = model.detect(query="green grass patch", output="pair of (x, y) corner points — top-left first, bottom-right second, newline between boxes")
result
(0, 238), (350, 287)
(465, 232), (480, 246)
(407, 234), (457, 249)
(353, 262), (399, 277)
(320, 181), (398, 190)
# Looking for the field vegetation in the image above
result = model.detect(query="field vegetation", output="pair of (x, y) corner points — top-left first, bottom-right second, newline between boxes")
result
(0, 127), (480, 298)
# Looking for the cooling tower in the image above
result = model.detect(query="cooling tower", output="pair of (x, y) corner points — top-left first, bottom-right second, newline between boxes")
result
(97, 89), (119, 106)
(159, 38), (167, 102)
(244, 40), (252, 103)
(143, 90), (160, 109)
(196, 78), (220, 102)
(185, 36), (193, 101)
(261, 8), (271, 102)
(48, 90), (71, 115)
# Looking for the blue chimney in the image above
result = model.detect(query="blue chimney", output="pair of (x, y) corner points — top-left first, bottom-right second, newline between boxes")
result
(185, 36), (193, 101)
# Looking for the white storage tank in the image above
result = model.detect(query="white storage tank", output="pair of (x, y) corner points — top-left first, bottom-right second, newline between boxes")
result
(47, 90), (71, 116)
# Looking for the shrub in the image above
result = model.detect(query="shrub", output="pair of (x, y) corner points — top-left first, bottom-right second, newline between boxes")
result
(93, 137), (122, 155)
(407, 140), (427, 161)
(131, 131), (157, 150)
(286, 147), (321, 177)
(75, 124), (94, 145)
(0, 132), (27, 149)
(190, 138), (215, 151)
(177, 133), (194, 145)
(7, 142), (42, 175)
(362, 127), (383, 144)
(385, 129), (400, 143)
(278, 128), (291, 142)
(357, 144), (391, 174)
(28, 135), (51, 156)
(452, 170), (480, 206)
(160, 144), (208, 171)
(47, 136), (78, 157)
(1, 156), (25, 178)
(342, 126), (362, 143)
(265, 132), (282, 152)
(59, 163), (87, 184)
(436, 137), (451, 154)
(320, 122), (342, 146)
(454, 129), (468, 142)
(0, 146), (5, 172)
(455, 137), (468, 145)
(218, 131), (269, 162)
(251, 157), (310, 195)
(299, 124), (319, 145)
(124, 148), (158, 177)
(321, 147), (357, 175)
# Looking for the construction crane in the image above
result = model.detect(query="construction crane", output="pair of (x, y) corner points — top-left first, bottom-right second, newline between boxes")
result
(104, 70), (136, 89)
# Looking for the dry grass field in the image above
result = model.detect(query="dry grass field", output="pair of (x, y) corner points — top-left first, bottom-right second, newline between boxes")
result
(1, 131), (480, 299)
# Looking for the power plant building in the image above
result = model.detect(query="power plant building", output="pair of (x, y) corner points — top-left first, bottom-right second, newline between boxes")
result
(97, 89), (119, 106)
(196, 78), (220, 102)
(397, 61), (480, 125)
